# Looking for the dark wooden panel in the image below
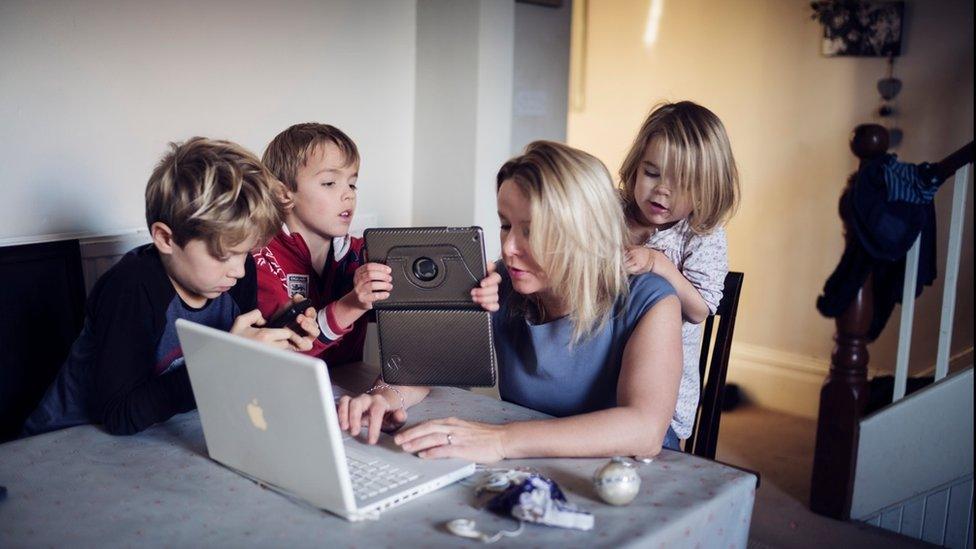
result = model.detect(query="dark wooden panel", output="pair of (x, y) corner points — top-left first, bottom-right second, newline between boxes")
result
(0, 240), (85, 441)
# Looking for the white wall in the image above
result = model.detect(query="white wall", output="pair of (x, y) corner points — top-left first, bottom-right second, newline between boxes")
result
(511, 0), (572, 155)
(0, 0), (560, 268)
(412, 0), (513, 262)
(413, 0), (479, 232)
(0, 0), (417, 242)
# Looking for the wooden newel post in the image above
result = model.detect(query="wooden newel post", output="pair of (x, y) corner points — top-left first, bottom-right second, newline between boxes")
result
(810, 278), (873, 518)
(810, 124), (887, 519)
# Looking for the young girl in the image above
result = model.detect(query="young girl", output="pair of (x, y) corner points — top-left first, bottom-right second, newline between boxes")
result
(620, 101), (740, 443)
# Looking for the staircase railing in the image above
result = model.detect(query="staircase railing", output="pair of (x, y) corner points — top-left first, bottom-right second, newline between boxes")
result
(810, 129), (974, 520)
(893, 155), (972, 400)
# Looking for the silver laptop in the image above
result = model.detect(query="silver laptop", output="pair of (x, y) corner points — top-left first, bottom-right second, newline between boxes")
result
(175, 319), (475, 521)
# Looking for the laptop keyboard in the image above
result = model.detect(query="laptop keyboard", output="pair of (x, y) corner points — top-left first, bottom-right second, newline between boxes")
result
(346, 455), (420, 500)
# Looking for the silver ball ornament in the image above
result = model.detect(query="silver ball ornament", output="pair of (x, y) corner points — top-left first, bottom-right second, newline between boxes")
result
(592, 457), (641, 505)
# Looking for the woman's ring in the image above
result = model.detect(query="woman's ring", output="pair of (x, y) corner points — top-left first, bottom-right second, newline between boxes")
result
(446, 433), (454, 445)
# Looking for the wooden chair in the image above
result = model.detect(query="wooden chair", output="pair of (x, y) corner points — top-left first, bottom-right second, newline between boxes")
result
(684, 271), (744, 460)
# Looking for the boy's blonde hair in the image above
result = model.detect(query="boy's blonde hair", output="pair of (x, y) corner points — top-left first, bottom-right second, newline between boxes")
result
(145, 137), (286, 256)
(497, 141), (629, 344)
(262, 123), (359, 191)
(619, 101), (739, 234)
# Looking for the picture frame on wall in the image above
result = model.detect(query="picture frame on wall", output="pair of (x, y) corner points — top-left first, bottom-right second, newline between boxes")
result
(811, 1), (904, 57)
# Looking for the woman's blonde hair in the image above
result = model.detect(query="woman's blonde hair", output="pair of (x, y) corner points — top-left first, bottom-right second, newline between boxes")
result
(619, 101), (739, 234)
(497, 141), (629, 344)
(145, 137), (287, 257)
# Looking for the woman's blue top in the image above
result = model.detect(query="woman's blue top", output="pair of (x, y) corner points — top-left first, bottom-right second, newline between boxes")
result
(493, 264), (676, 418)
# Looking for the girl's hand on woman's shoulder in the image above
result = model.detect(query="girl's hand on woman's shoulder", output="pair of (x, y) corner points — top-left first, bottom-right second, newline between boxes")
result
(625, 246), (656, 274)
(394, 417), (507, 464)
(470, 261), (502, 312)
(625, 246), (674, 276)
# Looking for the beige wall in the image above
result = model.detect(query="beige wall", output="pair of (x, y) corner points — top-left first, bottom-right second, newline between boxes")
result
(568, 0), (973, 414)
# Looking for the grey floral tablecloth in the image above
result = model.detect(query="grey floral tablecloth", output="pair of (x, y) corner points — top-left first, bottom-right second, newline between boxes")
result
(0, 373), (755, 548)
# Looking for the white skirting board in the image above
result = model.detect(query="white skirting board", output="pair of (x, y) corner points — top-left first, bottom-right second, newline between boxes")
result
(859, 475), (973, 549)
(725, 343), (831, 419)
(726, 343), (974, 419)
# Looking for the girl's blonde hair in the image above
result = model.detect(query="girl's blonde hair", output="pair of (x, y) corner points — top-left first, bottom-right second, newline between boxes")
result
(497, 141), (629, 344)
(619, 101), (739, 234)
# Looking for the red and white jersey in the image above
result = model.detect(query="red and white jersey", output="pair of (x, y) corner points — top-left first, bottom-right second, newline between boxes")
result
(252, 227), (367, 365)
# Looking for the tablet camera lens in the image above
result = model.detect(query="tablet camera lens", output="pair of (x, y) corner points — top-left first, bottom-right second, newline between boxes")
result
(412, 257), (438, 281)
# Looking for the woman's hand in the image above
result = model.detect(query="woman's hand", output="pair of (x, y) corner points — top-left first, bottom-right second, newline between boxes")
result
(471, 262), (502, 312)
(336, 393), (407, 445)
(394, 417), (507, 463)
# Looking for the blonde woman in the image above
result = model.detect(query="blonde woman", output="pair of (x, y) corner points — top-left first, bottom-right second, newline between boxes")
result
(338, 141), (682, 462)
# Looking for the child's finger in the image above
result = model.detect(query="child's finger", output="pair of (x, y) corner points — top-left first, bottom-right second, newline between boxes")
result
(362, 263), (392, 276)
(301, 314), (319, 330)
(297, 316), (320, 338)
(347, 398), (367, 436)
(337, 396), (351, 430)
(236, 309), (265, 328)
(391, 408), (407, 425)
(367, 281), (394, 292)
(367, 402), (387, 444)
(294, 335), (314, 351)
(278, 327), (309, 350)
(360, 273), (392, 285)
(259, 335), (291, 350)
(257, 327), (295, 341)
(366, 291), (391, 303)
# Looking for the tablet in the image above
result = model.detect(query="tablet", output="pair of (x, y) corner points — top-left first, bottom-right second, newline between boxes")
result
(364, 226), (488, 310)
(364, 227), (497, 387)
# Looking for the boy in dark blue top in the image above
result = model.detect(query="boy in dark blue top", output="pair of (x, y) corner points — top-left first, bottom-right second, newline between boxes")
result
(23, 137), (320, 436)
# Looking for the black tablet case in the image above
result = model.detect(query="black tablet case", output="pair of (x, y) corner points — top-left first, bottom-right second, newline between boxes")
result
(364, 227), (497, 387)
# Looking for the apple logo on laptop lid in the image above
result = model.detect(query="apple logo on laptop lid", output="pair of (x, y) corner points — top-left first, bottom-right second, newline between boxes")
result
(246, 399), (268, 431)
